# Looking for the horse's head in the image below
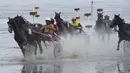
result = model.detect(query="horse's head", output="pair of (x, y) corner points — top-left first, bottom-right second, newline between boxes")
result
(7, 15), (26, 33)
(55, 12), (61, 18)
(14, 15), (34, 35)
(54, 12), (62, 23)
(14, 15), (26, 25)
(97, 12), (103, 21)
(7, 17), (14, 33)
(104, 15), (110, 20)
(110, 14), (124, 28)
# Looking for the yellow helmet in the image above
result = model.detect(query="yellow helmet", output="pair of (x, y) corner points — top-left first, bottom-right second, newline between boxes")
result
(72, 17), (76, 21)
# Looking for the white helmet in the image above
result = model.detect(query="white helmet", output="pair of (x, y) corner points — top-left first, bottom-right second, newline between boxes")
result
(45, 17), (51, 21)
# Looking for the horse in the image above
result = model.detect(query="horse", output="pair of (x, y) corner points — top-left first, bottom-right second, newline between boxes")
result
(103, 15), (112, 42)
(7, 15), (46, 57)
(94, 12), (105, 40)
(54, 12), (73, 36)
(94, 12), (112, 41)
(110, 14), (130, 51)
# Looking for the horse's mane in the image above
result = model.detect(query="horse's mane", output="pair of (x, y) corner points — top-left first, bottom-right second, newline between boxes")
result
(20, 16), (32, 24)
(14, 15), (32, 25)
(116, 16), (125, 23)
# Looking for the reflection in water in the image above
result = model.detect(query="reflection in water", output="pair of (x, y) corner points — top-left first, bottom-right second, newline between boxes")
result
(117, 59), (130, 73)
(21, 63), (62, 73)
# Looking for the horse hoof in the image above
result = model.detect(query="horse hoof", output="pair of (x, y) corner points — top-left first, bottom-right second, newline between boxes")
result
(117, 49), (119, 51)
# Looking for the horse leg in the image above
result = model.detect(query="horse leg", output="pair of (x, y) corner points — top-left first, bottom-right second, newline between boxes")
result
(37, 40), (43, 54)
(21, 41), (27, 56)
(102, 34), (105, 42)
(14, 36), (26, 57)
(117, 64), (121, 72)
(117, 38), (122, 51)
(107, 33), (110, 43)
(42, 38), (48, 48)
(33, 41), (37, 55)
(17, 43), (25, 57)
(98, 33), (101, 40)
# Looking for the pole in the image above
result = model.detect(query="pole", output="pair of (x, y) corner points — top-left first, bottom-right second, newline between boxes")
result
(91, 0), (93, 16)
(91, 0), (93, 26)
(33, 15), (35, 23)
(76, 11), (78, 17)
(76, 11), (80, 21)
(74, 8), (80, 20)
(32, 7), (36, 23)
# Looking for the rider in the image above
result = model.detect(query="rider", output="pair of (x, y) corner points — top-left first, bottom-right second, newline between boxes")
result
(41, 17), (55, 35)
(71, 17), (82, 33)
(41, 17), (60, 41)
(104, 15), (110, 21)
(50, 18), (59, 35)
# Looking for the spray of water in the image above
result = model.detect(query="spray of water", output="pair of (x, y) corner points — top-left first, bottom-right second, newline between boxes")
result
(57, 21), (121, 60)
(24, 22), (124, 61)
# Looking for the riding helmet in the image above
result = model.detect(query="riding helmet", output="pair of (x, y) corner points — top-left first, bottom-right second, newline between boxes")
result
(72, 17), (76, 21)
(45, 17), (51, 21)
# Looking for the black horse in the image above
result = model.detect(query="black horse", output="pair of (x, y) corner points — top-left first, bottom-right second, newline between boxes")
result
(94, 12), (112, 41)
(7, 15), (46, 57)
(94, 12), (106, 40)
(95, 12), (104, 29)
(110, 14), (130, 51)
(103, 15), (112, 42)
(54, 12), (73, 36)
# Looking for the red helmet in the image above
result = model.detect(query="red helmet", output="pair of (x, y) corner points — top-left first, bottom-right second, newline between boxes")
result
(50, 18), (55, 22)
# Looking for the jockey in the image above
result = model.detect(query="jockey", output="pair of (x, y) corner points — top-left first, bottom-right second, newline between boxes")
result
(41, 17), (55, 35)
(50, 18), (59, 35)
(71, 17), (82, 33)
(104, 15), (110, 21)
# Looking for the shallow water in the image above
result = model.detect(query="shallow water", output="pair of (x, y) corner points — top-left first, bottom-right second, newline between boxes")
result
(1, 0), (130, 73)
